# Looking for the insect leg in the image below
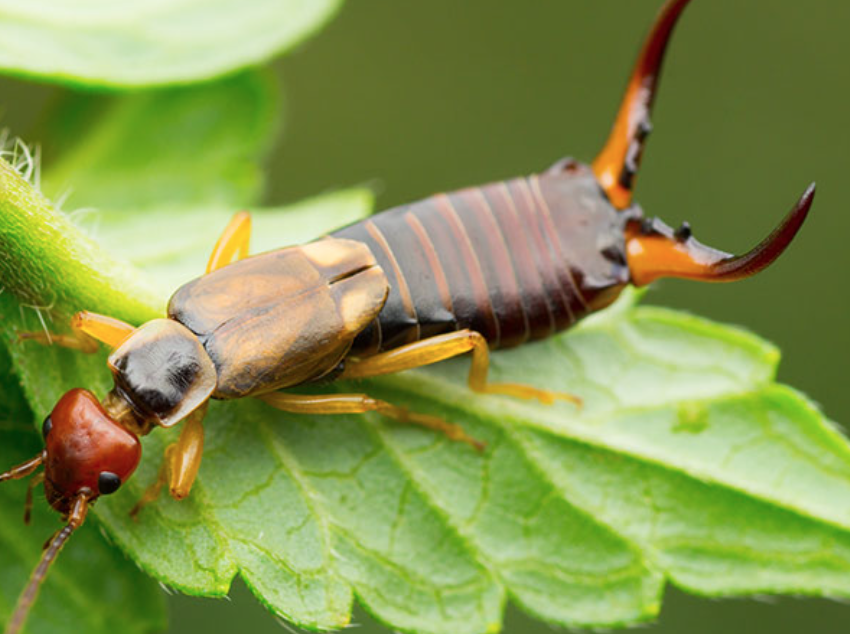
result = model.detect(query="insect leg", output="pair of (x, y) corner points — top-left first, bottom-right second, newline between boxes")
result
(23, 472), (45, 525)
(0, 453), (44, 482)
(167, 406), (206, 500)
(258, 392), (485, 451)
(206, 211), (252, 273)
(130, 404), (206, 517)
(18, 311), (135, 352)
(129, 445), (173, 519)
(341, 329), (581, 406)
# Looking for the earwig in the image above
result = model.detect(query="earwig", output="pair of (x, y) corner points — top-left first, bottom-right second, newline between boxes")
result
(1, 0), (815, 632)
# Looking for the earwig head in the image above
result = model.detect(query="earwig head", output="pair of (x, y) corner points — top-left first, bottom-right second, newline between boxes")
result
(0, 389), (141, 634)
(42, 388), (141, 514)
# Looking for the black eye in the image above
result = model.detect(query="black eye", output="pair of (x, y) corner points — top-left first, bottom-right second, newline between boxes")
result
(98, 472), (122, 495)
(42, 415), (52, 440)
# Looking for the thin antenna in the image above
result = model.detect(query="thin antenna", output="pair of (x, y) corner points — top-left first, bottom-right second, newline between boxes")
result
(4, 495), (89, 634)
(23, 473), (45, 525)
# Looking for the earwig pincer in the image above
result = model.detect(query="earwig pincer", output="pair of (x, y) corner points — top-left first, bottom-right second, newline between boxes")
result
(1, 0), (815, 631)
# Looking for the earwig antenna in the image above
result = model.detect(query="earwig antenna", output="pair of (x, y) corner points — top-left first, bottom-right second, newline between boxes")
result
(4, 495), (89, 634)
(592, 0), (693, 209)
(23, 473), (46, 525)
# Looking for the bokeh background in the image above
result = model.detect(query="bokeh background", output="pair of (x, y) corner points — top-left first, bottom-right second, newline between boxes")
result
(1, 0), (848, 632)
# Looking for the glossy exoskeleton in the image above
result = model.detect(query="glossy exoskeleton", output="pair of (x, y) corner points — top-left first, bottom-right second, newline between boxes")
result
(0, 1), (815, 632)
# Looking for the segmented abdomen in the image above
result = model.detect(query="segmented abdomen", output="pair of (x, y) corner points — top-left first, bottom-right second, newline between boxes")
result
(332, 164), (628, 354)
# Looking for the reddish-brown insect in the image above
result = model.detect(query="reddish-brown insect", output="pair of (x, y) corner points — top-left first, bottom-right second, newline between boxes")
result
(1, 0), (814, 632)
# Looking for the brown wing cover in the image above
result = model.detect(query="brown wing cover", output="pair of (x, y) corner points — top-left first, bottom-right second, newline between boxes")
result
(168, 238), (389, 398)
(333, 162), (633, 354)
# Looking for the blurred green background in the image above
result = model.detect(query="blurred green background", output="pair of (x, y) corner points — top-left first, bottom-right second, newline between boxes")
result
(1, 0), (848, 632)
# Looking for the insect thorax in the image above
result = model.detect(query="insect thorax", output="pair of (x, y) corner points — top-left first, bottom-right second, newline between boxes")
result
(107, 319), (217, 428)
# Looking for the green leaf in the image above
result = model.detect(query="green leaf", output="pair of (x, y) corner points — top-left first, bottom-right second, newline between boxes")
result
(40, 71), (281, 212)
(0, 158), (162, 321)
(76, 189), (375, 297)
(0, 68), (282, 317)
(0, 345), (167, 634)
(2, 159), (850, 634)
(0, 0), (343, 88)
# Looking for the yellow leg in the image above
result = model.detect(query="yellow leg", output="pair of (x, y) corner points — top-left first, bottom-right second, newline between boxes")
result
(130, 405), (206, 518)
(206, 211), (252, 273)
(341, 329), (581, 406)
(18, 311), (135, 352)
(258, 392), (485, 451)
(129, 445), (173, 519)
(168, 406), (206, 500)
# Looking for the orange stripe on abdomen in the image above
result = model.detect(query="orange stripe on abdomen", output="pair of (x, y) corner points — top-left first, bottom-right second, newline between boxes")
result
(459, 187), (531, 347)
(433, 193), (501, 345)
(364, 219), (420, 345)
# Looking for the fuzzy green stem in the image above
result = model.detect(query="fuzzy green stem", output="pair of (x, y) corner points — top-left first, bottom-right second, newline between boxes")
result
(0, 157), (163, 323)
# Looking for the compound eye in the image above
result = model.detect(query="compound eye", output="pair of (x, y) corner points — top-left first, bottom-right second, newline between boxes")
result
(98, 471), (122, 495)
(42, 415), (52, 440)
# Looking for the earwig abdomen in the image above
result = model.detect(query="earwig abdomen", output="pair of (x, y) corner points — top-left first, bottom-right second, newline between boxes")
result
(333, 161), (633, 355)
